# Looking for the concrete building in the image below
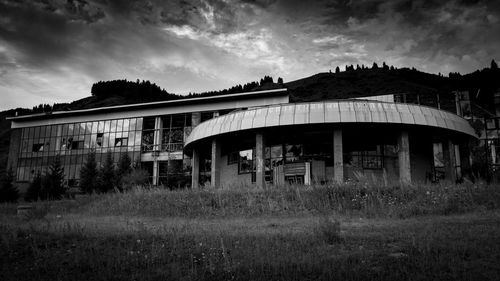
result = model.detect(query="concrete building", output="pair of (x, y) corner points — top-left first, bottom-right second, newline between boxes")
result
(7, 88), (476, 191)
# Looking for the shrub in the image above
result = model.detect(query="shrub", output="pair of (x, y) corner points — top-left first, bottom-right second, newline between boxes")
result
(116, 153), (132, 191)
(42, 155), (66, 200)
(0, 168), (18, 203)
(80, 150), (99, 194)
(25, 172), (42, 202)
(97, 151), (116, 193)
(121, 168), (150, 191)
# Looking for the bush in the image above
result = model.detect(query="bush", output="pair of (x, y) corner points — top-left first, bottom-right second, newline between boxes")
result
(80, 150), (98, 194)
(121, 169), (150, 191)
(25, 172), (42, 202)
(97, 151), (116, 193)
(41, 155), (66, 200)
(0, 168), (18, 203)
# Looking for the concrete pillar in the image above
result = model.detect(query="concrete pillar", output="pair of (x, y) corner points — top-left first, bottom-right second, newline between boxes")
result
(211, 139), (221, 188)
(255, 132), (266, 188)
(152, 116), (162, 185)
(455, 143), (462, 180)
(153, 116), (163, 151)
(152, 160), (159, 186)
(445, 140), (458, 182)
(333, 129), (344, 184)
(192, 149), (200, 188)
(398, 131), (411, 184)
(192, 112), (201, 127)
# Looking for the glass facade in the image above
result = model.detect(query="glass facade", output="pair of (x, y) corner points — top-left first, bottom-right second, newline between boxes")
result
(16, 117), (144, 185)
(15, 112), (207, 188)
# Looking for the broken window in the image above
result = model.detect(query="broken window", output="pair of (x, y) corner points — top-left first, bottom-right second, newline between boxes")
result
(114, 137), (128, 147)
(238, 149), (254, 174)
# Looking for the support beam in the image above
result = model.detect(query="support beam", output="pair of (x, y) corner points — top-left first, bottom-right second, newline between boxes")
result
(152, 160), (159, 186)
(255, 132), (266, 188)
(191, 149), (200, 189)
(455, 143), (462, 180)
(152, 116), (162, 185)
(445, 140), (459, 182)
(333, 129), (344, 184)
(211, 139), (221, 188)
(398, 131), (411, 184)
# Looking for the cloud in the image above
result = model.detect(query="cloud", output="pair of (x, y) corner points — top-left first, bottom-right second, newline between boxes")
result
(0, 0), (499, 109)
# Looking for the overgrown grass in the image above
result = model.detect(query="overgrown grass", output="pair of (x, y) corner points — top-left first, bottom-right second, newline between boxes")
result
(78, 182), (500, 218)
(1, 212), (500, 281)
(1, 182), (500, 280)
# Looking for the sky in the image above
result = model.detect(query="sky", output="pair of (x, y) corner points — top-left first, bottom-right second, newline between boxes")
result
(0, 0), (499, 110)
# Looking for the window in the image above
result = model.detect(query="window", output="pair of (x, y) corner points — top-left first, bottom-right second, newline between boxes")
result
(285, 144), (302, 163)
(228, 151), (239, 164)
(433, 142), (445, 181)
(115, 137), (128, 147)
(96, 133), (104, 147)
(71, 140), (84, 150)
(32, 143), (44, 152)
(346, 145), (384, 169)
(238, 149), (254, 174)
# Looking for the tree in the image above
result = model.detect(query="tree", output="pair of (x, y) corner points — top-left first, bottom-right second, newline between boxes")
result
(80, 150), (99, 194)
(372, 62), (379, 69)
(0, 167), (19, 203)
(277, 77), (283, 84)
(116, 153), (132, 190)
(492, 59), (498, 70)
(25, 172), (42, 202)
(382, 62), (389, 70)
(98, 151), (116, 193)
(44, 155), (66, 200)
(335, 66), (340, 73)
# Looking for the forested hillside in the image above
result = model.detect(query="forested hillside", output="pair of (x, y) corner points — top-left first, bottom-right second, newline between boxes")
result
(1, 62), (499, 177)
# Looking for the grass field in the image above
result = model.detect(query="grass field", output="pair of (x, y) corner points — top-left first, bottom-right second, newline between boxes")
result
(1, 183), (500, 280)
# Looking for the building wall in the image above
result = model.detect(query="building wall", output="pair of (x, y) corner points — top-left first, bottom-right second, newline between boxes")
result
(410, 133), (434, 183)
(7, 128), (21, 172)
(219, 154), (252, 187)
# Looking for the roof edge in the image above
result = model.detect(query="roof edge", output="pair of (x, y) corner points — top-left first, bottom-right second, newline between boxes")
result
(7, 88), (288, 121)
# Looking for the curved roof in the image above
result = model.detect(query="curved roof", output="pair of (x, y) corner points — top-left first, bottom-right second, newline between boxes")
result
(185, 101), (477, 147)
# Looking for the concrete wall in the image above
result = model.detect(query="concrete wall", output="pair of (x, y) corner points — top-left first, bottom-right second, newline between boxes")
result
(219, 155), (252, 187)
(410, 134), (434, 183)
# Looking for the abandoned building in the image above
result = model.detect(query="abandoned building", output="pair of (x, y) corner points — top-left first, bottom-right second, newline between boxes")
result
(7, 88), (478, 191)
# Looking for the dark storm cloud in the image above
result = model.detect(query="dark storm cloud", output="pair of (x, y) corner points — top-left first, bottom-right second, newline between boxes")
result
(0, 0), (499, 109)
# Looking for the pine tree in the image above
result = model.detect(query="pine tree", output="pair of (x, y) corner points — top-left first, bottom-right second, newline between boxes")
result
(492, 59), (498, 70)
(98, 151), (116, 193)
(25, 172), (42, 202)
(372, 62), (379, 69)
(80, 150), (98, 194)
(277, 77), (283, 84)
(116, 153), (132, 190)
(0, 167), (19, 203)
(45, 155), (66, 200)
(335, 66), (340, 73)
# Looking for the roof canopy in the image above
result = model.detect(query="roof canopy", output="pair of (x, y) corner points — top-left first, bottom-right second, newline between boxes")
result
(185, 100), (477, 147)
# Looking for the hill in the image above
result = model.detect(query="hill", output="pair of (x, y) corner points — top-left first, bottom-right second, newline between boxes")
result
(1, 65), (499, 177)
